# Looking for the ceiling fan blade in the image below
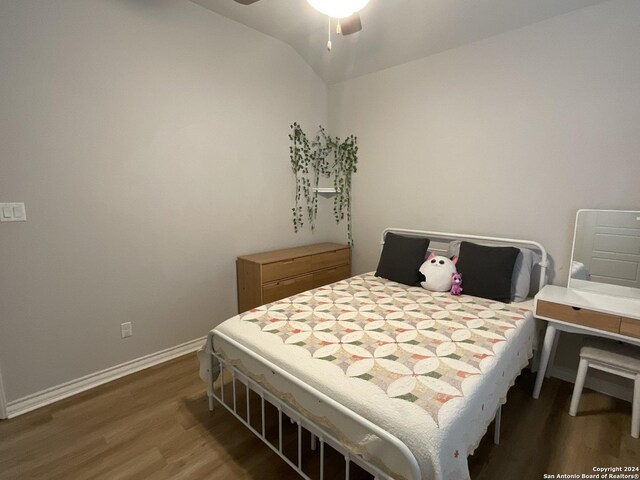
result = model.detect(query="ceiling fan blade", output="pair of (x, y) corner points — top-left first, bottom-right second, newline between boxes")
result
(233, 0), (261, 4)
(339, 13), (362, 35)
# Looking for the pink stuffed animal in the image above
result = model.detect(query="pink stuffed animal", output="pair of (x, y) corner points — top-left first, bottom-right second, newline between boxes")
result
(450, 272), (463, 296)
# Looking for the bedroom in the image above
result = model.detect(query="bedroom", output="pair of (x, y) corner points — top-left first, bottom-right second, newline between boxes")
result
(0, 0), (639, 479)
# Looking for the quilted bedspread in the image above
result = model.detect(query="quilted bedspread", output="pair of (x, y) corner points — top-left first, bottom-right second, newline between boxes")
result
(204, 273), (535, 480)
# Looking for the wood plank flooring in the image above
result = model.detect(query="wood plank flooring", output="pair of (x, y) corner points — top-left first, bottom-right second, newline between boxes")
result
(0, 354), (637, 479)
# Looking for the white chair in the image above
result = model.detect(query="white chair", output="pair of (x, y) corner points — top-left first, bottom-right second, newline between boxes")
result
(569, 339), (640, 439)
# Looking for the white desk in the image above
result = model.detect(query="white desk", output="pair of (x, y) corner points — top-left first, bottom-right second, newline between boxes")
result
(533, 285), (640, 399)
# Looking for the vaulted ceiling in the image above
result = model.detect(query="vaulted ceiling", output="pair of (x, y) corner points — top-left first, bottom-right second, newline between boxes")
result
(192, 0), (609, 84)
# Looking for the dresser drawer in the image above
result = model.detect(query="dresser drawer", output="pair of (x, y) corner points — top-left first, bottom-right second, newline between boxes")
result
(238, 243), (350, 312)
(536, 300), (621, 333)
(312, 264), (351, 289)
(262, 255), (312, 283)
(620, 318), (640, 339)
(262, 274), (313, 304)
(311, 248), (350, 271)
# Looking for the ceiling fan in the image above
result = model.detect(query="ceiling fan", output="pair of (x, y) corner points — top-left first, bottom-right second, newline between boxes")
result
(233, 0), (368, 45)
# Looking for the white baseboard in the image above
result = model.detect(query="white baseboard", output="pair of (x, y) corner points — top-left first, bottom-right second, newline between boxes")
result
(6, 336), (206, 419)
(0, 368), (7, 420)
(550, 365), (633, 403)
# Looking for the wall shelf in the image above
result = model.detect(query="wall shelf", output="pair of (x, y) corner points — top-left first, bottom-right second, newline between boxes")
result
(313, 187), (339, 194)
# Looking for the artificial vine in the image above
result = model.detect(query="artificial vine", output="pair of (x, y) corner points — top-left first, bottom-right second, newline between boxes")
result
(289, 123), (359, 244)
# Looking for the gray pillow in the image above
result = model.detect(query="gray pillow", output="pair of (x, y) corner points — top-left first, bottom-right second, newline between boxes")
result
(447, 240), (541, 302)
(511, 248), (542, 302)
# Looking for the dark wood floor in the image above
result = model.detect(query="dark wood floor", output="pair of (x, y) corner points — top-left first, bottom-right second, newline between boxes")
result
(0, 354), (637, 479)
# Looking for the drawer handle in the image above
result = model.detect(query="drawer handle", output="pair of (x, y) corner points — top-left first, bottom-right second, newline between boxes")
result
(571, 306), (581, 311)
(272, 278), (299, 287)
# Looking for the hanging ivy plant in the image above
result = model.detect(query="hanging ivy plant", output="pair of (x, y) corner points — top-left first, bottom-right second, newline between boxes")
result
(333, 133), (358, 244)
(289, 122), (309, 233)
(289, 123), (358, 244)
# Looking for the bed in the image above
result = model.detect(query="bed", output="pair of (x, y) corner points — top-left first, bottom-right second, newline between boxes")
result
(198, 229), (548, 480)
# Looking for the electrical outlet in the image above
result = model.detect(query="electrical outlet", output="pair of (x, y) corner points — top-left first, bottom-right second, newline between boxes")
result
(120, 322), (132, 338)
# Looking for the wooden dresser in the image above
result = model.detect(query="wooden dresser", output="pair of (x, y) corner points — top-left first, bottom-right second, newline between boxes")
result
(236, 243), (351, 312)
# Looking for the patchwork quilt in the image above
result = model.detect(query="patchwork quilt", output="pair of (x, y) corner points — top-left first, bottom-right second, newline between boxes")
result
(204, 273), (535, 480)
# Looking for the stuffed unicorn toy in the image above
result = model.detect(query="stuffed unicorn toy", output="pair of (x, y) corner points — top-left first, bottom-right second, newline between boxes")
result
(450, 272), (463, 295)
(419, 253), (459, 292)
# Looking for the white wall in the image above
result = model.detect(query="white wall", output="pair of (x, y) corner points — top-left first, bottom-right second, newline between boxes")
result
(2, 0), (639, 407)
(329, 0), (640, 395)
(0, 0), (340, 402)
(329, 0), (640, 282)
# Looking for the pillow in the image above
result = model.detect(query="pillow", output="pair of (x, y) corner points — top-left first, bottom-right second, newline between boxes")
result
(446, 240), (462, 258)
(511, 248), (542, 302)
(454, 241), (519, 302)
(375, 233), (430, 286)
(447, 241), (540, 302)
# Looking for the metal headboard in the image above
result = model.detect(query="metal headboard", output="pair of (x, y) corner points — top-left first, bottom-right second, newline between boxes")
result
(380, 227), (548, 292)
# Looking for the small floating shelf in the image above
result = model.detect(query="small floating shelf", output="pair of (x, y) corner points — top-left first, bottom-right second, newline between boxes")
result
(313, 187), (339, 194)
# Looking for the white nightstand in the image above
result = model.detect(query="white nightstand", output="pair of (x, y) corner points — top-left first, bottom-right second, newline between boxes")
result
(533, 284), (640, 398)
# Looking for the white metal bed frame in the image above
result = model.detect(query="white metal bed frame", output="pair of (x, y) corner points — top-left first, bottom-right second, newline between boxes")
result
(381, 228), (548, 293)
(204, 228), (548, 480)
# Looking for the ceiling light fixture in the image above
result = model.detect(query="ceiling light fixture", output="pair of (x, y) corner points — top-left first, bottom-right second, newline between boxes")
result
(307, 0), (369, 19)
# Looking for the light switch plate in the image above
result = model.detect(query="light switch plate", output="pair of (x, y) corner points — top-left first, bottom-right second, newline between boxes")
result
(0, 203), (26, 222)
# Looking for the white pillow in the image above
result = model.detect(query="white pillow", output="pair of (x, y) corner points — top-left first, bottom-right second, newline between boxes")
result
(447, 241), (541, 302)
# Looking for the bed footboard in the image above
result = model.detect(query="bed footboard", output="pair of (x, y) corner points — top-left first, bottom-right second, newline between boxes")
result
(205, 331), (422, 480)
